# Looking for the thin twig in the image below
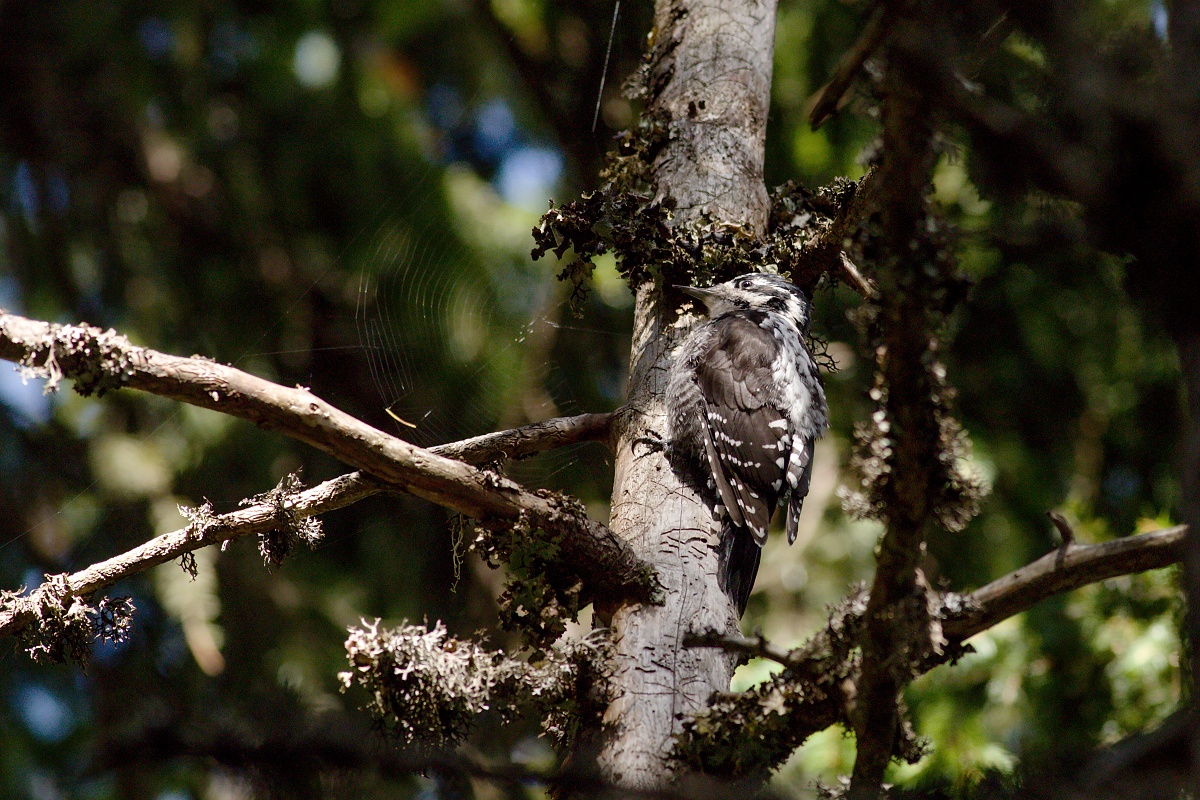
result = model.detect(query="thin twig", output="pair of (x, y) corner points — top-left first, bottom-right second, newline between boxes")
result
(839, 252), (876, 298)
(1047, 510), (1076, 546)
(682, 630), (794, 665)
(433, 410), (617, 464)
(592, 0), (620, 132)
(0, 473), (379, 639)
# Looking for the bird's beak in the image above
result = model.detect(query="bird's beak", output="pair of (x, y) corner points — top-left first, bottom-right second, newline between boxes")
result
(675, 285), (720, 308)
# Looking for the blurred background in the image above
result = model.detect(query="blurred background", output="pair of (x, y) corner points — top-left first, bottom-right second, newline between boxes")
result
(0, 0), (1186, 797)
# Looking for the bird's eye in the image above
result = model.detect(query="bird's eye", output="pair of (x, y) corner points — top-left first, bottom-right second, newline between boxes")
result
(737, 279), (751, 290)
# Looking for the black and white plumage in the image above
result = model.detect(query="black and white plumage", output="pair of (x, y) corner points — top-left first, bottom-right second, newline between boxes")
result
(665, 273), (828, 615)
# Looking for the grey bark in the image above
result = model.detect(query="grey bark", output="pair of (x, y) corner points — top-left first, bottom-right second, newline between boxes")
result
(597, 0), (778, 788)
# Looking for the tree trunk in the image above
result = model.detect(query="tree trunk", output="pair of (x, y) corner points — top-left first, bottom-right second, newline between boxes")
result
(1175, 331), (1200, 796)
(597, 0), (777, 789)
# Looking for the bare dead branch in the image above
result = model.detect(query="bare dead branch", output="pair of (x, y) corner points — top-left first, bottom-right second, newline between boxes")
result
(0, 312), (655, 606)
(0, 395), (613, 644)
(687, 524), (1187, 670)
(1047, 510), (1076, 546)
(0, 472), (379, 640)
(682, 630), (795, 666)
(946, 524), (1187, 642)
(0, 408), (618, 646)
(433, 410), (617, 465)
(839, 252), (877, 298)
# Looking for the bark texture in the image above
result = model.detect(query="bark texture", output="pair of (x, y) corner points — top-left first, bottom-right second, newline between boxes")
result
(597, 0), (777, 788)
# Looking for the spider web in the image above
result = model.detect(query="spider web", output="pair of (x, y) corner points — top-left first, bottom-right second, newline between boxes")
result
(349, 172), (623, 493)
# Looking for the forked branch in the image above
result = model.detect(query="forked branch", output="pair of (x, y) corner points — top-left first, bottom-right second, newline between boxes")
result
(0, 312), (653, 608)
(0, 407), (625, 643)
(678, 524), (1186, 776)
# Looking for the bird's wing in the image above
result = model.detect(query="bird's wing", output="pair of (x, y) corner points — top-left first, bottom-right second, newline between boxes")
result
(696, 315), (790, 545)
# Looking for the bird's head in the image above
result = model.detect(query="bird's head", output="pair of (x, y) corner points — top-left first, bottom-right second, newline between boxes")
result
(677, 272), (812, 330)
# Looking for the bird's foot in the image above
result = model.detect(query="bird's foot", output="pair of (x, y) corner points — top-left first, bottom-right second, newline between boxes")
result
(632, 430), (669, 459)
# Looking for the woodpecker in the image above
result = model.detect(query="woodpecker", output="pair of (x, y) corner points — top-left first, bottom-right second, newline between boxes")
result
(665, 272), (828, 615)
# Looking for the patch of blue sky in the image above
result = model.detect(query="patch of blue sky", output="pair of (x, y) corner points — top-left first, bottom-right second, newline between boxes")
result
(11, 683), (76, 743)
(495, 146), (563, 211)
(473, 99), (518, 163)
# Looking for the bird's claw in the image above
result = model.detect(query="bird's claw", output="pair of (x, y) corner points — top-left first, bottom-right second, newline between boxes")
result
(632, 430), (669, 458)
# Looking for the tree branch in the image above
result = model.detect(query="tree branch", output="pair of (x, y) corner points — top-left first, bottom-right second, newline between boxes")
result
(847, 21), (946, 796)
(789, 169), (881, 298)
(0, 403), (622, 643)
(807, 2), (891, 130)
(945, 524), (1187, 642)
(0, 312), (654, 606)
(433, 409), (617, 465)
(681, 630), (795, 666)
(689, 525), (1188, 669)
(677, 525), (1186, 777)
(0, 473), (379, 640)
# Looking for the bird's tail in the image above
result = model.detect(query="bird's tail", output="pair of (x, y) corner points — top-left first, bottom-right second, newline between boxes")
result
(718, 522), (762, 616)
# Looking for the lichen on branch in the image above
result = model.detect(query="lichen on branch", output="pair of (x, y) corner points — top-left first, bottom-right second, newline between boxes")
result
(533, 120), (874, 316)
(839, 351), (987, 533)
(339, 620), (613, 750)
(674, 585), (978, 777)
(14, 320), (140, 396)
(1, 575), (135, 665)
(473, 509), (581, 651)
(243, 473), (325, 569)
